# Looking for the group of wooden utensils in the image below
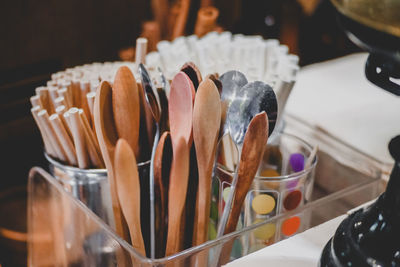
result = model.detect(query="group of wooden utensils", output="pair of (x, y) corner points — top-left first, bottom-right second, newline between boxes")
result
(31, 58), (275, 264)
(30, 73), (105, 169)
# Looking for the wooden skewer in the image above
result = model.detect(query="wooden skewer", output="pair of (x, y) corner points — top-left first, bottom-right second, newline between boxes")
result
(59, 80), (73, 104)
(86, 92), (96, 127)
(48, 86), (59, 105)
(31, 106), (56, 157)
(37, 87), (55, 115)
(71, 78), (82, 108)
(55, 105), (73, 139)
(68, 108), (90, 169)
(49, 114), (78, 166)
(57, 88), (72, 108)
(80, 80), (92, 125)
(30, 95), (43, 108)
(37, 109), (69, 163)
(54, 97), (68, 109)
(79, 109), (104, 168)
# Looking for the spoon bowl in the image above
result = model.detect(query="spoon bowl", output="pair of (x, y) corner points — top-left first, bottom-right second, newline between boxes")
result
(220, 70), (248, 105)
(227, 81), (278, 144)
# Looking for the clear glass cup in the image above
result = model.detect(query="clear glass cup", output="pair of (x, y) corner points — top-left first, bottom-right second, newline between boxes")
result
(211, 133), (317, 257)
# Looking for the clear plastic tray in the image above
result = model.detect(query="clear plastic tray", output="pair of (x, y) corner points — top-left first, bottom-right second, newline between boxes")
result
(27, 117), (387, 266)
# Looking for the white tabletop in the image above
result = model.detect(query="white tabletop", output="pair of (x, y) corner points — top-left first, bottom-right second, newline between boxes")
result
(285, 53), (400, 164)
(225, 215), (345, 267)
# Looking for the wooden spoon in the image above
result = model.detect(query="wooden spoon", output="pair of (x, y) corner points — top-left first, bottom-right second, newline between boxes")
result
(153, 131), (173, 258)
(223, 112), (269, 234)
(94, 81), (130, 241)
(165, 72), (195, 256)
(192, 79), (221, 246)
(165, 137), (190, 256)
(168, 71), (195, 146)
(217, 112), (269, 266)
(112, 66), (140, 158)
(114, 139), (146, 256)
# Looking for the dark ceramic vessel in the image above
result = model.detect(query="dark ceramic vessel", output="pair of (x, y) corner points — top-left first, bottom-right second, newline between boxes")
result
(320, 136), (400, 266)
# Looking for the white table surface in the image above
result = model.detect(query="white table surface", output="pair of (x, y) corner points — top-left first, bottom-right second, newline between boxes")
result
(225, 215), (345, 267)
(285, 53), (400, 164)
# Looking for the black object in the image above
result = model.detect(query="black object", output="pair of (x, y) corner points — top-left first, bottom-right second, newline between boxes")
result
(320, 135), (400, 266)
(336, 11), (400, 96)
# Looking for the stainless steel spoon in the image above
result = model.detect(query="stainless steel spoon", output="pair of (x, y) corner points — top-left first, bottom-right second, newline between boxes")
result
(219, 71), (249, 137)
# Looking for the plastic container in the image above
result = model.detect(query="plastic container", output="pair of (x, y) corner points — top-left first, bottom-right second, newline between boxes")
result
(27, 117), (387, 266)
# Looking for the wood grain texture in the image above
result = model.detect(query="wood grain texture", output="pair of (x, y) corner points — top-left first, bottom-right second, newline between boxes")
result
(114, 139), (146, 256)
(223, 112), (269, 235)
(165, 137), (190, 256)
(94, 81), (130, 241)
(153, 131), (173, 257)
(168, 71), (195, 147)
(112, 66), (141, 158)
(192, 79), (221, 246)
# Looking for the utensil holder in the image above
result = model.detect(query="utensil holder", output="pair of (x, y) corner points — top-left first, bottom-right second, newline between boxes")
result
(45, 154), (151, 249)
(29, 119), (386, 266)
(211, 133), (317, 256)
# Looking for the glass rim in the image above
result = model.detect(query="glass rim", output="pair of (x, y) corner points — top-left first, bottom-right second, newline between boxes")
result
(216, 133), (318, 181)
(44, 153), (151, 174)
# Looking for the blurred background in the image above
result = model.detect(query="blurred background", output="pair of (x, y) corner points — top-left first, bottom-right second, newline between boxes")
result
(0, 0), (360, 265)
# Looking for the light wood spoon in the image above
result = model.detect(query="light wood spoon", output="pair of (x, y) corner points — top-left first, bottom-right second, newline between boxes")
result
(165, 137), (190, 256)
(114, 138), (146, 256)
(192, 78), (221, 246)
(168, 71), (195, 146)
(165, 72), (195, 256)
(94, 81), (130, 241)
(112, 66), (140, 158)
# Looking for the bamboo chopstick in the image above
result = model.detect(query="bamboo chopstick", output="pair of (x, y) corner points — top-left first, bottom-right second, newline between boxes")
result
(57, 88), (72, 108)
(31, 106), (56, 157)
(86, 91), (96, 126)
(30, 95), (43, 108)
(78, 108), (104, 168)
(55, 105), (73, 139)
(37, 109), (69, 163)
(68, 108), (90, 168)
(49, 114), (78, 166)
(80, 80), (92, 125)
